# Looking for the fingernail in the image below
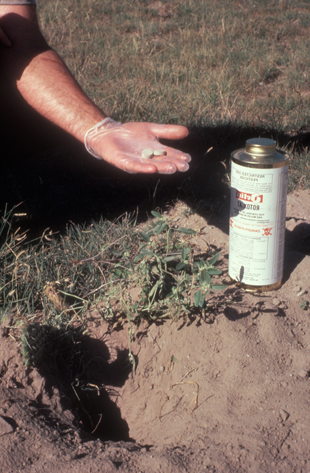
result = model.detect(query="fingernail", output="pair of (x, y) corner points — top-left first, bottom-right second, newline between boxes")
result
(179, 162), (190, 172)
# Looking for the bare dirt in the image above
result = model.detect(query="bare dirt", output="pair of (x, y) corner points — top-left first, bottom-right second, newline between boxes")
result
(1, 189), (310, 473)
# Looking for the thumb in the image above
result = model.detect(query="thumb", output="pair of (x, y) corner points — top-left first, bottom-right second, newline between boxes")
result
(148, 123), (189, 140)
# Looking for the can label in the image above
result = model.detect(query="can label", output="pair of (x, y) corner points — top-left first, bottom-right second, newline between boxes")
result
(229, 162), (288, 286)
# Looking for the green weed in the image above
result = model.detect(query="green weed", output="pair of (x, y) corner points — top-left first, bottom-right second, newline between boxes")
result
(98, 210), (225, 328)
(1, 208), (226, 368)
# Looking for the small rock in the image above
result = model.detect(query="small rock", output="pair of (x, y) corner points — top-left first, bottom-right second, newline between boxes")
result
(286, 218), (298, 231)
(262, 302), (278, 313)
(272, 298), (281, 306)
(270, 446), (279, 457)
(0, 416), (14, 436)
(279, 302), (288, 310)
(298, 369), (309, 379)
(64, 451), (78, 462)
(279, 409), (289, 422)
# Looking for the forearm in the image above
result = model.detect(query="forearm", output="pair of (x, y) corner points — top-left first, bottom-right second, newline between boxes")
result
(16, 48), (106, 141)
(0, 5), (191, 174)
(0, 5), (105, 142)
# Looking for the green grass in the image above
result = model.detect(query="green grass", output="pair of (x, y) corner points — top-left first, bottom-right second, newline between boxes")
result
(0, 208), (225, 324)
(0, 207), (226, 375)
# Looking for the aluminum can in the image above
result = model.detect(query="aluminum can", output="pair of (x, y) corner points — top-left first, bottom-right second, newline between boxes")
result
(229, 138), (289, 291)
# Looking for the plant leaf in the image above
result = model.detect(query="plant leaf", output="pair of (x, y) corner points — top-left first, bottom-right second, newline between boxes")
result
(138, 232), (150, 242)
(153, 221), (167, 235)
(208, 252), (220, 266)
(174, 227), (197, 235)
(194, 289), (205, 307)
(211, 284), (226, 290)
(207, 268), (222, 275)
(151, 210), (162, 219)
(200, 268), (211, 284)
(176, 261), (187, 271)
(300, 299), (309, 310)
(162, 254), (180, 263)
(181, 246), (190, 260)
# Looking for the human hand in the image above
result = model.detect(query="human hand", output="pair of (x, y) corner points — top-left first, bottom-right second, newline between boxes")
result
(84, 118), (191, 174)
(0, 27), (12, 47)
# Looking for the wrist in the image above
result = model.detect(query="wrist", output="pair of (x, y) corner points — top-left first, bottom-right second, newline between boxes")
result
(84, 117), (122, 159)
(68, 108), (107, 143)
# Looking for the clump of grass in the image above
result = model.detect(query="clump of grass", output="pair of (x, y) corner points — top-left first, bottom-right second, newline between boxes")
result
(1, 207), (226, 356)
(98, 210), (225, 327)
(0, 211), (137, 326)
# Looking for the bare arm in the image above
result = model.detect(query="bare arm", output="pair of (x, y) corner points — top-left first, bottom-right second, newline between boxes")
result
(0, 5), (105, 142)
(0, 5), (191, 174)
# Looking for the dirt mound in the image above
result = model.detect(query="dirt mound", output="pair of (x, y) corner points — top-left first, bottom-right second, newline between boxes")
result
(1, 189), (310, 473)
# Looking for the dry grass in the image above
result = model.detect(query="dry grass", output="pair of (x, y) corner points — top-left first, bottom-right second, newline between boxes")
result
(38, 0), (310, 130)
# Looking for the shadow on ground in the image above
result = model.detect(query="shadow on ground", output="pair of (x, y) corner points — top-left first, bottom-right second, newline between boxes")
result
(23, 323), (133, 442)
(1, 88), (310, 242)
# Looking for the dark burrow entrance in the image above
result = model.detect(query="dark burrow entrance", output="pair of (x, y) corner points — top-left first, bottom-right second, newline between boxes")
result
(23, 323), (133, 441)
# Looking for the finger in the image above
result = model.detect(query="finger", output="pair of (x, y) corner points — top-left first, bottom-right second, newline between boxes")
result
(145, 123), (189, 141)
(152, 157), (190, 173)
(121, 158), (158, 174)
(119, 147), (190, 173)
(118, 156), (180, 174)
(126, 157), (186, 175)
(154, 151), (191, 163)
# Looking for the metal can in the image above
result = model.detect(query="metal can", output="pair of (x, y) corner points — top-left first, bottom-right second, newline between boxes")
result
(229, 138), (289, 291)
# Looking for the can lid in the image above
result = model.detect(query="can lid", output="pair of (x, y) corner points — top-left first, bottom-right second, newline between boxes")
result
(246, 138), (276, 157)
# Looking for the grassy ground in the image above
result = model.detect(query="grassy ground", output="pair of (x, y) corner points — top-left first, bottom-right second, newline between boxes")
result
(39, 0), (310, 130)
(1, 0), (310, 366)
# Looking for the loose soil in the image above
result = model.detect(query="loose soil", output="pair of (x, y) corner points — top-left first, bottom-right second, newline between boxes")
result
(1, 189), (310, 473)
